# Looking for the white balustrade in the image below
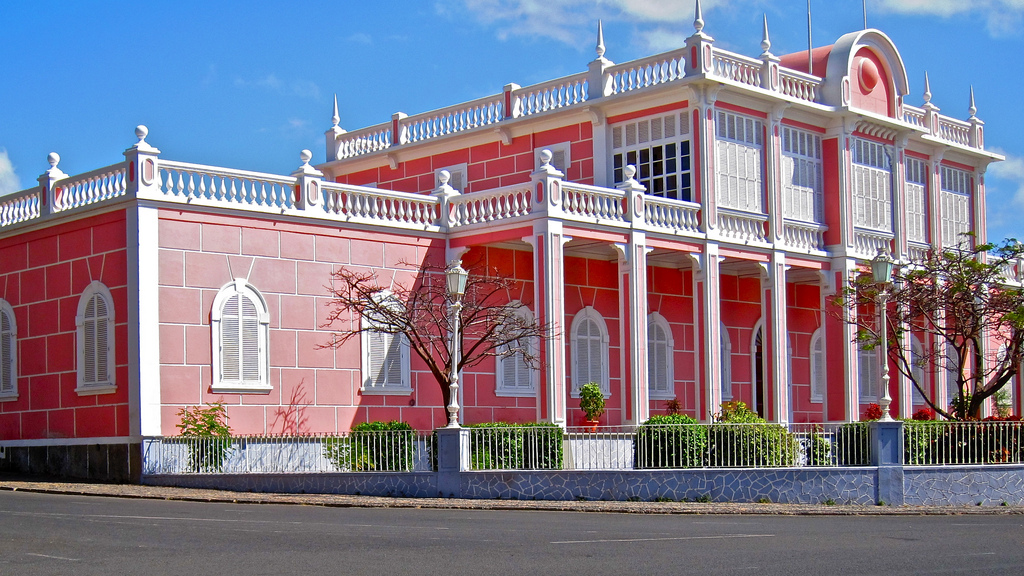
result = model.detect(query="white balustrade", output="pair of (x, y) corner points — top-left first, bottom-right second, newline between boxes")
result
(336, 124), (392, 159)
(404, 95), (504, 144)
(158, 161), (297, 209)
(514, 73), (588, 117)
(321, 182), (440, 228)
(711, 50), (762, 89)
(0, 188), (41, 226)
(783, 219), (827, 251)
(448, 184), (532, 226)
(644, 196), (701, 235)
(937, 117), (972, 147)
(717, 209), (768, 243)
(907, 242), (930, 263)
(777, 69), (820, 103)
(608, 49), (687, 95)
(853, 228), (893, 259)
(561, 183), (627, 223)
(53, 162), (128, 211)
(903, 105), (926, 128)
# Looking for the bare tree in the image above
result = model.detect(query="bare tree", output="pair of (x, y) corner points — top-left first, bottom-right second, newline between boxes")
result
(835, 238), (1024, 420)
(323, 260), (549, 410)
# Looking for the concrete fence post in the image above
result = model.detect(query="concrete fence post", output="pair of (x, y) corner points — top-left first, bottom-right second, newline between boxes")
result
(435, 427), (469, 498)
(871, 420), (905, 505)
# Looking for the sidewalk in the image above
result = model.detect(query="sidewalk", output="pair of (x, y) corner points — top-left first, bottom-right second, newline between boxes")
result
(2, 474), (1023, 515)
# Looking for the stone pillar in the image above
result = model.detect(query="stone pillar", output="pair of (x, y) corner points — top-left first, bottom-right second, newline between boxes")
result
(617, 168), (649, 424)
(291, 150), (324, 211)
(435, 427), (469, 498)
(760, 253), (790, 424)
(871, 420), (905, 506)
(691, 244), (723, 421)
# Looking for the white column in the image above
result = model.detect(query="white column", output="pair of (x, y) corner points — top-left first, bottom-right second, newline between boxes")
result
(760, 253), (790, 424)
(691, 243), (723, 421)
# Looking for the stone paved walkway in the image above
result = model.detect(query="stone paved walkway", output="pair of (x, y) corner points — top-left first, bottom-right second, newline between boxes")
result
(2, 474), (1023, 515)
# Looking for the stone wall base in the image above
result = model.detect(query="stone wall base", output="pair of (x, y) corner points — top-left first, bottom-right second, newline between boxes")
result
(0, 443), (141, 483)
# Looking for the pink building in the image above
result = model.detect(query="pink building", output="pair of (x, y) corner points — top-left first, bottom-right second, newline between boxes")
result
(0, 12), (1008, 479)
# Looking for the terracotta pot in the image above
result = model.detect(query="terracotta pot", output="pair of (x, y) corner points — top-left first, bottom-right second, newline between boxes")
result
(584, 418), (599, 433)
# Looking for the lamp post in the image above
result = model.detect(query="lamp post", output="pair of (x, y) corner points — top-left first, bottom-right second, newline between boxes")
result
(445, 260), (469, 427)
(871, 249), (895, 422)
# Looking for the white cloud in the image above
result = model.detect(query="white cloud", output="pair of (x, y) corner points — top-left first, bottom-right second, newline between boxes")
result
(0, 149), (20, 196)
(347, 32), (373, 44)
(989, 148), (1024, 208)
(233, 74), (322, 100)
(874, 0), (1024, 37)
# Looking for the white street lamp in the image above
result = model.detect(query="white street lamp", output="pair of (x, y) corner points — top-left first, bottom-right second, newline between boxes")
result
(445, 260), (469, 427)
(872, 249), (895, 422)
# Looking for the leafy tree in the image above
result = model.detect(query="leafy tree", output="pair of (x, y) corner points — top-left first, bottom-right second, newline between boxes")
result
(323, 259), (549, 414)
(835, 238), (1024, 420)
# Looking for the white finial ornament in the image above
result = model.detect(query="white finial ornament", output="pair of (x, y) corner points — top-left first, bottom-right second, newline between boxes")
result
(760, 14), (771, 55)
(438, 169), (451, 186)
(596, 20), (606, 59)
(624, 164), (637, 181)
(332, 94), (340, 128)
(539, 149), (553, 167)
(48, 152), (60, 168)
(968, 86), (977, 118)
(923, 72), (932, 104)
(694, 0), (705, 33)
(300, 149), (313, 167)
(135, 125), (149, 145)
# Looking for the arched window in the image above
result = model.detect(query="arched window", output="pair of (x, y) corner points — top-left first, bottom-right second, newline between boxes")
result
(212, 280), (270, 393)
(0, 299), (16, 399)
(810, 328), (825, 403)
(496, 305), (537, 397)
(648, 313), (674, 400)
(571, 307), (609, 396)
(721, 323), (732, 400)
(360, 291), (411, 394)
(77, 282), (116, 394)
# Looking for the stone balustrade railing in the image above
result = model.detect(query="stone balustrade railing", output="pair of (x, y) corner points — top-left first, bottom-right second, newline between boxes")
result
(607, 48), (687, 95)
(903, 105), (926, 128)
(718, 208), (768, 243)
(321, 182), (441, 229)
(644, 196), (701, 236)
(448, 184), (532, 227)
(853, 227), (894, 259)
(0, 188), (41, 227)
(907, 241), (930, 263)
(55, 162), (129, 211)
(783, 219), (827, 252)
(158, 161), (297, 210)
(402, 95), (504, 145)
(937, 116), (972, 147)
(710, 49), (763, 89)
(561, 182), (628, 224)
(513, 73), (589, 118)
(335, 123), (392, 160)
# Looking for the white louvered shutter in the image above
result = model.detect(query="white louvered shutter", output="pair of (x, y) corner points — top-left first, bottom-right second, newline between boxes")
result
(648, 323), (669, 394)
(810, 331), (824, 400)
(221, 295), (241, 382)
(0, 310), (13, 394)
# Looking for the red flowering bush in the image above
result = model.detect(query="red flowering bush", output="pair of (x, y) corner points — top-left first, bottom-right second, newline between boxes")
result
(862, 403), (883, 421)
(911, 408), (935, 421)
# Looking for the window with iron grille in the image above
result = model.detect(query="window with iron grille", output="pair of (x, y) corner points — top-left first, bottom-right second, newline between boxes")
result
(612, 112), (692, 201)
(77, 282), (116, 394)
(0, 300), (16, 399)
(781, 126), (823, 223)
(715, 110), (764, 212)
(212, 280), (271, 393)
(851, 138), (893, 232)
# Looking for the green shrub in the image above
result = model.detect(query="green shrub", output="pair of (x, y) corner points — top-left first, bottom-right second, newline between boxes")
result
(323, 420), (415, 471)
(579, 382), (605, 421)
(709, 402), (796, 467)
(467, 422), (564, 470)
(803, 426), (834, 467)
(175, 403), (233, 473)
(634, 414), (707, 468)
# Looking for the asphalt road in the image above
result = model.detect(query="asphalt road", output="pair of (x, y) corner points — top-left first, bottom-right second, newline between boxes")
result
(1, 490), (1023, 576)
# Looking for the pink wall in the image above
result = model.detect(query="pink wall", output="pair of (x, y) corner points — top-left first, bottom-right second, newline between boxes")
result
(0, 210), (130, 440)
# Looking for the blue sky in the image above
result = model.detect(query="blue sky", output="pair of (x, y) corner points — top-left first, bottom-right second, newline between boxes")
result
(2, 0), (1023, 242)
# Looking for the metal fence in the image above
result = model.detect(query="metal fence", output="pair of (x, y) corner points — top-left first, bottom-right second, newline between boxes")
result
(143, 432), (436, 475)
(903, 420), (1024, 466)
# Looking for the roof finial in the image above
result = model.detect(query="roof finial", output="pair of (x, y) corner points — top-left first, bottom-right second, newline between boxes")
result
(760, 14), (772, 56)
(694, 0), (705, 34)
(331, 94), (340, 128)
(968, 85), (977, 118)
(922, 72), (932, 104)
(596, 20), (606, 59)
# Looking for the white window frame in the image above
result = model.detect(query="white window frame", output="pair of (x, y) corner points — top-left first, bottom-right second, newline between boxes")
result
(535, 142), (571, 174)
(905, 157), (928, 244)
(76, 281), (116, 395)
(0, 299), (17, 400)
(810, 328), (825, 403)
(570, 307), (609, 397)
(360, 291), (412, 395)
(781, 126), (823, 224)
(715, 110), (764, 213)
(940, 165), (971, 247)
(647, 313), (675, 400)
(851, 138), (893, 232)
(495, 305), (538, 397)
(858, 344), (879, 403)
(721, 322), (732, 400)
(612, 112), (693, 202)
(211, 280), (271, 394)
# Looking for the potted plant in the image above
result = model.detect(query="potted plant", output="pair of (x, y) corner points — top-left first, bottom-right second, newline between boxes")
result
(579, 382), (605, 432)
